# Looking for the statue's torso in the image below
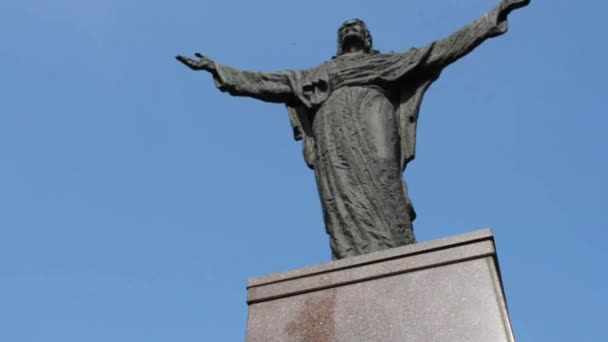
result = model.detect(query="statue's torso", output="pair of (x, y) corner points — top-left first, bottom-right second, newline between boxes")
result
(311, 83), (413, 259)
(314, 84), (400, 169)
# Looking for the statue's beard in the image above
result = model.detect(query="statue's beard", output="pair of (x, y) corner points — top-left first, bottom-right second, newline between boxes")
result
(340, 34), (366, 53)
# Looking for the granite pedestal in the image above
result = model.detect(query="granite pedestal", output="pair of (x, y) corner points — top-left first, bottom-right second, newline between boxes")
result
(246, 229), (514, 342)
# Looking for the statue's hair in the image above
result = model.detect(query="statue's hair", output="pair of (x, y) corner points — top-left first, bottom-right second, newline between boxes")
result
(336, 19), (379, 56)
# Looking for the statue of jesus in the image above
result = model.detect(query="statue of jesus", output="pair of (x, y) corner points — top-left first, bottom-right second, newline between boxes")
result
(176, 0), (530, 259)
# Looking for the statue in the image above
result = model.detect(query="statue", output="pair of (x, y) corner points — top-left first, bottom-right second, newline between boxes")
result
(176, 0), (530, 259)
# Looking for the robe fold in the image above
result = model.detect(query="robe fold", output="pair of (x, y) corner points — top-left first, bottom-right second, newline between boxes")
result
(211, 4), (509, 259)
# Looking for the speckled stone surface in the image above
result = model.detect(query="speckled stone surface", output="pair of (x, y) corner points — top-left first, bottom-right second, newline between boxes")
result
(246, 229), (514, 342)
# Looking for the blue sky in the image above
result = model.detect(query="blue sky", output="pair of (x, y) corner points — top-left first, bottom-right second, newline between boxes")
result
(1, 0), (606, 341)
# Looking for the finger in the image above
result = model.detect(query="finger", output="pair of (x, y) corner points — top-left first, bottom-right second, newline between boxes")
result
(176, 56), (190, 65)
(177, 55), (195, 63)
(176, 56), (198, 69)
(194, 52), (206, 59)
(505, 0), (530, 10)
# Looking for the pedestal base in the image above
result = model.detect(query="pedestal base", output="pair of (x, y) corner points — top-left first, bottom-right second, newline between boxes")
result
(246, 229), (514, 342)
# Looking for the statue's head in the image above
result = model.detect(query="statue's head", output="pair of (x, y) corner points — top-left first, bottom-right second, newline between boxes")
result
(336, 19), (377, 56)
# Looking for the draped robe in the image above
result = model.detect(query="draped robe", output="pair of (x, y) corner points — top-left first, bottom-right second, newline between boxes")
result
(211, 5), (510, 259)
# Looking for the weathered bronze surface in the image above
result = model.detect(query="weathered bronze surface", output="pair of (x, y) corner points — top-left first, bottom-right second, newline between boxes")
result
(177, 0), (530, 259)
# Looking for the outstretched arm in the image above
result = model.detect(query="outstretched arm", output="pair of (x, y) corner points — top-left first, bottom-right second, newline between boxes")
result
(176, 53), (296, 104)
(424, 0), (530, 70)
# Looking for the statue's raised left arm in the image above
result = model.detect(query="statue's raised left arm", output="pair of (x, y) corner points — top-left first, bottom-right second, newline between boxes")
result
(423, 0), (530, 70)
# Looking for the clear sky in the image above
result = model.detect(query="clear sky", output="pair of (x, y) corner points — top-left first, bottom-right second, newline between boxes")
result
(1, 0), (606, 341)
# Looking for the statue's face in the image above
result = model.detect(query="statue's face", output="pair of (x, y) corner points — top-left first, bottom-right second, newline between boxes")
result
(339, 20), (367, 48)
(337, 19), (372, 55)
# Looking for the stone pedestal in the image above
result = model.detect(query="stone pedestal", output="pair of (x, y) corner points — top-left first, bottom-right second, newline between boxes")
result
(246, 229), (514, 342)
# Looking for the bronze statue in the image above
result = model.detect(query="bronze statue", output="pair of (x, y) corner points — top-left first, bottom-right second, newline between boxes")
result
(177, 0), (530, 259)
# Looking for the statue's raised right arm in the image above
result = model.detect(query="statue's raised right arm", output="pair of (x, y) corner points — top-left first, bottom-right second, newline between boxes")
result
(423, 0), (530, 70)
(176, 53), (299, 104)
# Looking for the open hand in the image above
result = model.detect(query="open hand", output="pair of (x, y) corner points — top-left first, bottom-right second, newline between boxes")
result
(175, 53), (215, 72)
